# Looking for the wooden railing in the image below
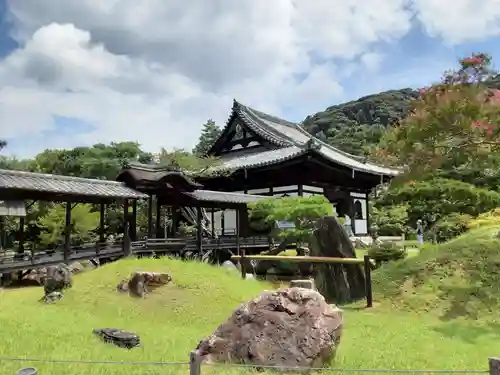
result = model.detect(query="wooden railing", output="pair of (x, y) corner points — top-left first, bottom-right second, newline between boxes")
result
(0, 236), (273, 273)
(231, 253), (374, 308)
(0, 242), (124, 272)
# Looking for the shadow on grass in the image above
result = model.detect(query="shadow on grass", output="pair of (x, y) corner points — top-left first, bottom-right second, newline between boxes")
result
(432, 321), (500, 344)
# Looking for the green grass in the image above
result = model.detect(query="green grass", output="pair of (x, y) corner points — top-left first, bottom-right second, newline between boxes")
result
(0, 257), (497, 375)
(373, 225), (500, 319)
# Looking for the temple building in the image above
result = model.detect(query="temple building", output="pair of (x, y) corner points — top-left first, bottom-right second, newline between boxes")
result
(197, 100), (399, 237)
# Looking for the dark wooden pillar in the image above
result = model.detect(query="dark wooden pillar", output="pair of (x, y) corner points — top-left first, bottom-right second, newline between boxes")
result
(298, 184), (304, 197)
(366, 191), (371, 233)
(348, 192), (355, 234)
(147, 195), (153, 238)
(210, 209), (215, 238)
(123, 200), (131, 256)
(171, 206), (179, 237)
(236, 208), (241, 256)
(155, 196), (162, 238)
(99, 203), (106, 244)
(0, 216), (3, 250)
(17, 216), (25, 254)
(196, 206), (203, 253)
(221, 210), (225, 236)
(64, 202), (71, 264)
(131, 200), (137, 241)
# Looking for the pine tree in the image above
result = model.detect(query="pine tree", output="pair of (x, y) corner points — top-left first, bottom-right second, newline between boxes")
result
(193, 119), (222, 156)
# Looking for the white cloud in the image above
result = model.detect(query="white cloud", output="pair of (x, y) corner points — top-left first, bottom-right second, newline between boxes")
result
(0, 0), (499, 157)
(360, 53), (384, 72)
(413, 0), (500, 44)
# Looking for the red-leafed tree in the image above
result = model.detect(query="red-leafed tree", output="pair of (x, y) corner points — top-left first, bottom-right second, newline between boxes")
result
(374, 53), (500, 180)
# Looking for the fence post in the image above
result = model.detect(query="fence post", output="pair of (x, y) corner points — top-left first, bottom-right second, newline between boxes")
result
(190, 351), (202, 375)
(240, 249), (246, 279)
(363, 255), (373, 308)
(489, 358), (500, 375)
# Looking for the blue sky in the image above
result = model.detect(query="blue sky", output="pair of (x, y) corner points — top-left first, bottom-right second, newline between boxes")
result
(0, 0), (499, 158)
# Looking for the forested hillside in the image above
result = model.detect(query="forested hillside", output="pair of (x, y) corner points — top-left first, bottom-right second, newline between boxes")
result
(301, 88), (419, 155)
(302, 75), (500, 156)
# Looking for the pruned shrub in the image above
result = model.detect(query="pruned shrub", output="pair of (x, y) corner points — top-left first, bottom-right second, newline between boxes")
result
(432, 213), (472, 243)
(368, 242), (407, 268)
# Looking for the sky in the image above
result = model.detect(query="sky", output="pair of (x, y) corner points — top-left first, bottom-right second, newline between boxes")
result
(1, 0), (500, 158)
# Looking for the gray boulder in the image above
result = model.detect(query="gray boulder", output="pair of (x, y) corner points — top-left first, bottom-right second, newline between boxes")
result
(195, 287), (343, 372)
(43, 263), (72, 295)
(117, 272), (172, 298)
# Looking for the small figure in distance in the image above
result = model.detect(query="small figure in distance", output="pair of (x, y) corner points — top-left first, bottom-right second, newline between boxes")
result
(416, 219), (424, 245)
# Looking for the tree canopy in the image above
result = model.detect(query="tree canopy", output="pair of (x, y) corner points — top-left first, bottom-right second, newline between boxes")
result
(375, 53), (500, 180)
(192, 119), (222, 156)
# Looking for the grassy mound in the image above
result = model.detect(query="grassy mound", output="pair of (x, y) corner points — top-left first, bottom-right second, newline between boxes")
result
(0, 257), (497, 374)
(373, 226), (500, 319)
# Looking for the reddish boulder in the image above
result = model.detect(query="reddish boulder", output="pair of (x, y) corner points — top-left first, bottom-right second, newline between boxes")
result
(195, 287), (343, 372)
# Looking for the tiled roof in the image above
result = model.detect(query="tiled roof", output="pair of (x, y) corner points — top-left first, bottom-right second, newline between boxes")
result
(117, 161), (202, 189)
(218, 146), (305, 170)
(183, 190), (274, 204)
(0, 169), (148, 200)
(215, 100), (400, 177)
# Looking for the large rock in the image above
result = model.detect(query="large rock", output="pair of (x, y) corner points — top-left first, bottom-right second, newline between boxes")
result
(117, 272), (172, 298)
(312, 216), (366, 304)
(196, 287), (343, 372)
(43, 263), (72, 295)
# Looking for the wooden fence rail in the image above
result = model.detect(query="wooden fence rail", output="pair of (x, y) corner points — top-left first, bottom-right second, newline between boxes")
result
(230, 253), (374, 308)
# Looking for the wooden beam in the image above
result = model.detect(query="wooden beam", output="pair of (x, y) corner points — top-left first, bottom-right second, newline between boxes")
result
(17, 216), (25, 254)
(147, 195), (153, 238)
(131, 200), (137, 241)
(230, 255), (365, 264)
(155, 196), (162, 238)
(123, 200), (131, 256)
(210, 209), (215, 239)
(196, 207), (202, 253)
(99, 203), (106, 244)
(236, 209), (240, 256)
(64, 201), (71, 264)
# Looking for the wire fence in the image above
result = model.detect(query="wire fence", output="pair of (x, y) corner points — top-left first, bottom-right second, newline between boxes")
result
(2, 354), (499, 375)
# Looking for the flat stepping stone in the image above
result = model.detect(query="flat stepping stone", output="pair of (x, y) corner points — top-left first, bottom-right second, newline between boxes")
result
(93, 328), (140, 349)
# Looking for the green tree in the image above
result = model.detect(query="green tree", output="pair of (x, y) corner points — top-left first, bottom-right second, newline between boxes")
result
(36, 204), (100, 248)
(248, 195), (333, 248)
(370, 203), (410, 236)
(0, 140), (6, 151)
(35, 142), (153, 180)
(375, 53), (500, 180)
(193, 119), (221, 156)
(156, 148), (227, 177)
(376, 178), (500, 225)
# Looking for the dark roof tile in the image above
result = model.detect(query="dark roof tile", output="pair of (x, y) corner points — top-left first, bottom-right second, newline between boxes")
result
(0, 169), (147, 200)
(183, 190), (274, 204)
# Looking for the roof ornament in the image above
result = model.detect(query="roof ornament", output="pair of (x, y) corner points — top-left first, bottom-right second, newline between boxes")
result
(305, 138), (321, 151)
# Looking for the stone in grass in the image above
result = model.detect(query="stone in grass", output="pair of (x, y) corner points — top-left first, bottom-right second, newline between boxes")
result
(116, 271), (172, 298)
(15, 367), (37, 375)
(93, 328), (141, 349)
(40, 291), (64, 304)
(44, 263), (73, 294)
